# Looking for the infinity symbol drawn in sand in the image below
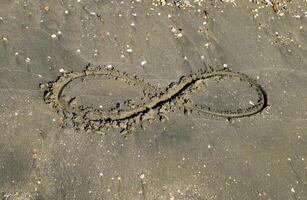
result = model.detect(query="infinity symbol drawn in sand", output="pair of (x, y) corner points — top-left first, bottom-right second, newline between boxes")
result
(44, 65), (267, 134)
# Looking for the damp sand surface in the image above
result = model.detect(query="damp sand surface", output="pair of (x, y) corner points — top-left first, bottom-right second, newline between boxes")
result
(1, 0), (307, 199)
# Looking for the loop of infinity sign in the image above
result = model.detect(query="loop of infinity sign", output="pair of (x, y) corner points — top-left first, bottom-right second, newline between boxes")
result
(43, 65), (267, 135)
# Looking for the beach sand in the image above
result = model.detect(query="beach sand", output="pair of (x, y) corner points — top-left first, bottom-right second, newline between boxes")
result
(1, 0), (307, 199)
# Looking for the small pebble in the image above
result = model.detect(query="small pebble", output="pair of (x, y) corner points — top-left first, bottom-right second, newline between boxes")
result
(43, 6), (49, 12)
(106, 64), (113, 69)
(141, 60), (147, 66)
(139, 174), (145, 179)
(291, 187), (295, 193)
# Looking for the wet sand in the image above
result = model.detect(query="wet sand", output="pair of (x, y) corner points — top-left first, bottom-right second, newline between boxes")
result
(1, 0), (307, 199)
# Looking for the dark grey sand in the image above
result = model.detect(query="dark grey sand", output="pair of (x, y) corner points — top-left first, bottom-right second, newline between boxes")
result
(1, 0), (307, 199)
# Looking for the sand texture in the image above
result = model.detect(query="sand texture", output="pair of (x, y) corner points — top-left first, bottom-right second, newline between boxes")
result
(1, 0), (307, 199)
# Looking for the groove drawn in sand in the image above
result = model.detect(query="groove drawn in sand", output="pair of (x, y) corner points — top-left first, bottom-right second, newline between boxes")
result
(43, 65), (267, 135)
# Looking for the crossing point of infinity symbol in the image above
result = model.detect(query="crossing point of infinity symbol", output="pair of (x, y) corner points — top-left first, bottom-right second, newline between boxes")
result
(43, 65), (267, 135)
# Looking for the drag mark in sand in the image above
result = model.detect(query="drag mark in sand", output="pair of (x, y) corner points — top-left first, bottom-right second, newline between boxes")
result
(43, 65), (267, 135)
